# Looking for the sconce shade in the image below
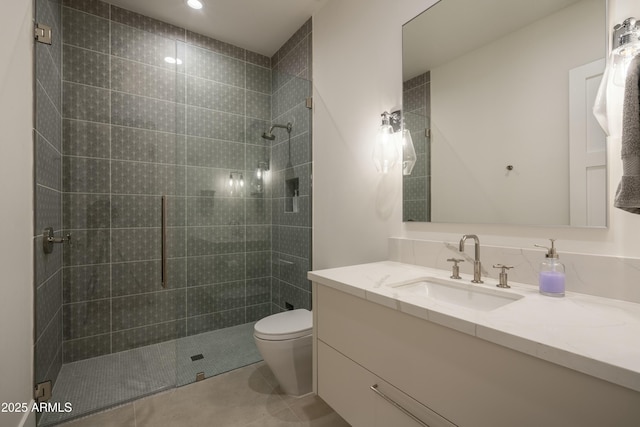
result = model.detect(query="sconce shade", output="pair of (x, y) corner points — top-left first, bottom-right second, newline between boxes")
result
(373, 113), (399, 174)
(612, 45), (640, 86)
(252, 161), (268, 194)
(228, 172), (244, 195)
(401, 128), (417, 175)
(612, 18), (640, 86)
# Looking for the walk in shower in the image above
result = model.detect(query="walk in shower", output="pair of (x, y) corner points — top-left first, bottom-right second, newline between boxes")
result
(33, 0), (313, 424)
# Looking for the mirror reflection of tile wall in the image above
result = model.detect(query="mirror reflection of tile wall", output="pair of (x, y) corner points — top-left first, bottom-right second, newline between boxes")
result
(403, 71), (430, 222)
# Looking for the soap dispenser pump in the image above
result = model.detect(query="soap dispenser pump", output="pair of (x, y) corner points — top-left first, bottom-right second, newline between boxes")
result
(535, 239), (565, 297)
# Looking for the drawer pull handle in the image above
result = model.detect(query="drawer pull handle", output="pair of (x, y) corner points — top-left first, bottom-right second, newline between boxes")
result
(370, 384), (430, 427)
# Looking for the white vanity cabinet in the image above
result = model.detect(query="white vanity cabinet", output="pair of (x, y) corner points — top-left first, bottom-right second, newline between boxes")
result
(312, 283), (640, 427)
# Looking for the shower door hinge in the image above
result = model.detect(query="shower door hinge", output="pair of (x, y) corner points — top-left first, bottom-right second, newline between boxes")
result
(425, 128), (431, 138)
(305, 97), (313, 110)
(34, 381), (52, 403)
(35, 23), (52, 45)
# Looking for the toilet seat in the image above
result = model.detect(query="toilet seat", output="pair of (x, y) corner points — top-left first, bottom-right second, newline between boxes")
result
(254, 309), (312, 341)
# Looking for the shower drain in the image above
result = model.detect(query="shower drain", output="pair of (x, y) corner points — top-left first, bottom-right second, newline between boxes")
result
(191, 354), (204, 361)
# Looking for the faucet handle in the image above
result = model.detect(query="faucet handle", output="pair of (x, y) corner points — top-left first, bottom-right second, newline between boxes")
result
(492, 264), (513, 288)
(447, 258), (464, 279)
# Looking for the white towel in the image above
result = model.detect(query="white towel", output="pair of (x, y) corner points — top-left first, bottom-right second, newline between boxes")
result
(593, 56), (612, 136)
(614, 54), (640, 214)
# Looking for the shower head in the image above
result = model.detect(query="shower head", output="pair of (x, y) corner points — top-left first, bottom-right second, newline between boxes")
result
(261, 122), (292, 140)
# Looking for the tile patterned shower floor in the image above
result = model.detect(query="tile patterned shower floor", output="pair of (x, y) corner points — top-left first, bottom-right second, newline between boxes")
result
(57, 362), (350, 427)
(41, 322), (262, 426)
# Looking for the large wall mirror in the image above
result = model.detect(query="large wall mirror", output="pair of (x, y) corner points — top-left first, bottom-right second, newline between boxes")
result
(402, 0), (607, 227)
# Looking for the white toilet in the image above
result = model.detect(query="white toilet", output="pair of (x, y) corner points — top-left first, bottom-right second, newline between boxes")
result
(253, 309), (313, 396)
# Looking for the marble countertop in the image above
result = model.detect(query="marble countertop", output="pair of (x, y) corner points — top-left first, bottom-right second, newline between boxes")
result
(308, 261), (640, 393)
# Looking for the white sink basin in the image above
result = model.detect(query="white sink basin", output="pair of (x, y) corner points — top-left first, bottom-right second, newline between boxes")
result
(389, 277), (522, 312)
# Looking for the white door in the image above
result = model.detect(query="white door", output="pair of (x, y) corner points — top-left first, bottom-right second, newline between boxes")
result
(569, 59), (607, 227)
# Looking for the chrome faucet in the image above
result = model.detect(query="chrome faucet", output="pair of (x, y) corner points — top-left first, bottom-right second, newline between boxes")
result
(459, 234), (483, 283)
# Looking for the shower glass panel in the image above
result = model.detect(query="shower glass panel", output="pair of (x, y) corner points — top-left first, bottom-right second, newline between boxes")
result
(173, 67), (314, 388)
(268, 68), (314, 313)
(173, 34), (272, 387)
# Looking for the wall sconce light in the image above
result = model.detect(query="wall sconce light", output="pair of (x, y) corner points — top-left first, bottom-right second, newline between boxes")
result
(373, 111), (399, 174)
(252, 161), (269, 195)
(612, 17), (640, 86)
(373, 110), (417, 175)
(228, 172), (244, 195)
(256, 161), (269, 180)
(593, 17), (640, 135)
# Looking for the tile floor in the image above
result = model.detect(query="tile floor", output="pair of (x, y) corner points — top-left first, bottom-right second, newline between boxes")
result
(42, 323), (262, 426)
(58, 362), (350, 427)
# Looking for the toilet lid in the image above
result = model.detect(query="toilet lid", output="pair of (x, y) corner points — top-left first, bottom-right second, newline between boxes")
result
(254, 309), (312, 341)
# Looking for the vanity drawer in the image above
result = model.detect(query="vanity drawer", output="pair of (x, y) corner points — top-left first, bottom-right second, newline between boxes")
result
(317, 340), (456, 427)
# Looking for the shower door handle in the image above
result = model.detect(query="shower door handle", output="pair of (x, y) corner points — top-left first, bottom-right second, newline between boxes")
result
(161, 195), (168, 289)
(42, 227), (71, 254)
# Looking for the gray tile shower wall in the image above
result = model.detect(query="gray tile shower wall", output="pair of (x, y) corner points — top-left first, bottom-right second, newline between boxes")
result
(403, 71), (430, 222)
(270, 19), (313, 313)
(60, 0), (282, 362)
(35, 0), (64, 390)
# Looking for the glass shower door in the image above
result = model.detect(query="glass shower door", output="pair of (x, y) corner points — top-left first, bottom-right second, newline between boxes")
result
(35, 2), (184, 423)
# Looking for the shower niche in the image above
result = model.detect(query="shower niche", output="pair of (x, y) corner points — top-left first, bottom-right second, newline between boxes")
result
(285, 178), (300, 213)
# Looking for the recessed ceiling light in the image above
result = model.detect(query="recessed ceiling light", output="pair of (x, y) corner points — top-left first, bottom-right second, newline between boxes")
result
(164, 56), (183, 65)
(187, 0), (203, 10)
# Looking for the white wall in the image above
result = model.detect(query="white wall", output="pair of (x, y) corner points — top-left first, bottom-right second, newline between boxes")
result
(0, 1), (36, 426)
(313, 0), (640, 270)
(312, 0), (432, 269)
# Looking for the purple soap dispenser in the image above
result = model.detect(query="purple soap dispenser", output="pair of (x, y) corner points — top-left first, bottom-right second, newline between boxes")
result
(534, 239), (565, 297)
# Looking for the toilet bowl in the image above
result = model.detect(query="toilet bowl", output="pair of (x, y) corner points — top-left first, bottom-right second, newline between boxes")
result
(254, 309), (312, 396)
